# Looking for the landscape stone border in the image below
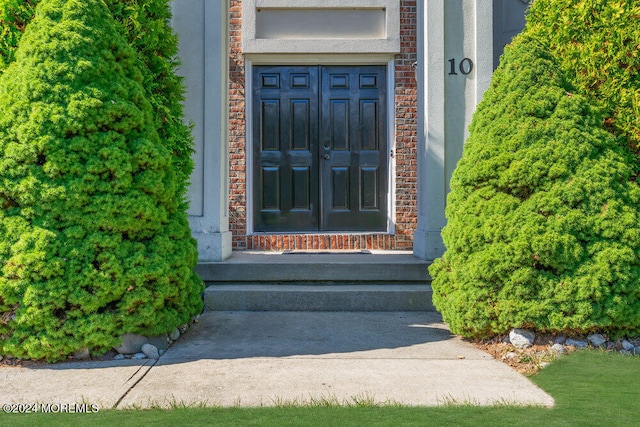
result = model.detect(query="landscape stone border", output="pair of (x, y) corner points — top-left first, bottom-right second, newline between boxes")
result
(507, 328), (640, 355)
(0, 315), (199, 365)
(476, 328), (640, 375)
(111, 315), (200, 361)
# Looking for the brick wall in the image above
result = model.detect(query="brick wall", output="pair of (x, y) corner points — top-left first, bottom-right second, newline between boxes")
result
(228, 0), (246, 250)
(393, 0), (418, 250)
(228, 0), (417, 251)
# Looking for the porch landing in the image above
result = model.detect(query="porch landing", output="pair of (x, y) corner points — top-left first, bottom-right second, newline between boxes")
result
(196, 250), (434, 312)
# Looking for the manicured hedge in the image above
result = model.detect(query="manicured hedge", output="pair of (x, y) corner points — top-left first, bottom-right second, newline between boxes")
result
(525, 0), (640, 162)
(429, 35), (640, 338)
(1, 0), (195, 204)
(0, 0), (202, 361)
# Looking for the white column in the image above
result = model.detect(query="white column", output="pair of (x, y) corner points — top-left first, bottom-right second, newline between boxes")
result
(413, 0), (494, 261)
(173, 0), (232, 261)
(413, 0), (446, 261)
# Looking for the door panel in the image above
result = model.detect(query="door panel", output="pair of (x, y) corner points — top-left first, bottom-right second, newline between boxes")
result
(320, 66), (387, 231)
(253, 66), (319, 232)
(329, 100), (349, 151)
(291, 167), (310, 209)
(360, 167), (380, 210)
(360, 100), (379, 150)
(253, 65), (387, 233)
(331, 167), (350, 211)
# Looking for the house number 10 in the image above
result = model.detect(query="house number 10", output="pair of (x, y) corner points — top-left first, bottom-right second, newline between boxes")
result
(448, 58), (474, 75)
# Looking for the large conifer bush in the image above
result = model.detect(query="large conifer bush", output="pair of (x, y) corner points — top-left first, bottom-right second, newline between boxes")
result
(0, 0), (202, 361)
(1, 0), (195, 205)
(525, 0), (640, 161)
(429, 36), (640, 338)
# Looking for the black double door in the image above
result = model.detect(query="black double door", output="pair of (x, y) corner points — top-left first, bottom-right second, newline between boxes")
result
(253, 65), (388, 233)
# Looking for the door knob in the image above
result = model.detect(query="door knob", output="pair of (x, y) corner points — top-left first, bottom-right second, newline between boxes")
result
(322, 141), (331, 160)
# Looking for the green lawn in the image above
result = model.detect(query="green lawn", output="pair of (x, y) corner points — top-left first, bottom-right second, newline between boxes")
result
(2, 351), (638, 426)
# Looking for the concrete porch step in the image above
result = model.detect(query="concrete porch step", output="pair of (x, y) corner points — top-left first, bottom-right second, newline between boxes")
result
(204, 283), (434, 312)
(197, 250), (433, 312)
(196, 250), (431, 283)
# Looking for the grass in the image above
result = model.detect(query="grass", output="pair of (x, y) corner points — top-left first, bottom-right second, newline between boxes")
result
(1, 350), (638, 426)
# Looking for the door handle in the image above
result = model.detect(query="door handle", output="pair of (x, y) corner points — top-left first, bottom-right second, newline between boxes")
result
(322, 141), (331, 160)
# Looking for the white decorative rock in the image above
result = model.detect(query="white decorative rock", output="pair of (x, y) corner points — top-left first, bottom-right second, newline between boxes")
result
(113, 354), (126, 360)
(114, 333), (148, 354)
(509, 329), (535, 349)
(587, 334), (607, 348)
(141, 344), (160, 360)
(132, 352), (147, 360)
(169, 328), (181, 342)
(551, 343), (567, 354)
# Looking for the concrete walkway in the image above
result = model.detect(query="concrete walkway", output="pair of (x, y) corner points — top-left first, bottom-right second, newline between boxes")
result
(1, 312), (554, 409)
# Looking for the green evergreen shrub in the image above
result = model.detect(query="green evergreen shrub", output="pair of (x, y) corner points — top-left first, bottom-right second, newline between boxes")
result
(0, 0), (203, 361)
(525, 0), (640, 161)
(1, 0), (195, 205)
(429, 36), (640, 338)
(0, 0), (36, 70)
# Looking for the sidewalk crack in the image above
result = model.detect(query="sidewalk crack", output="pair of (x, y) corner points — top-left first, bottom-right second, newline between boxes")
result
(112, 358), (160, 409)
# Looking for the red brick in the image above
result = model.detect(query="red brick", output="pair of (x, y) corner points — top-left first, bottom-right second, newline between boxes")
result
(228, 1), (417, 251)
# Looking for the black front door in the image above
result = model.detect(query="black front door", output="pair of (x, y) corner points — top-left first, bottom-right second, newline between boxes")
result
(253, 65), (388, 233)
